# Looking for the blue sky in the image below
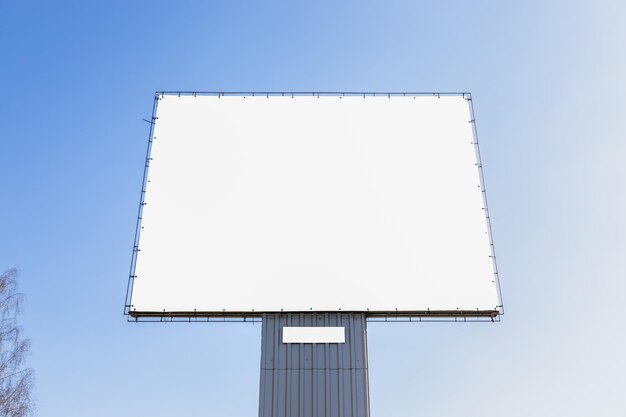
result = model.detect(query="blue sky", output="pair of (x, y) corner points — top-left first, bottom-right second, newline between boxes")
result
(1, 1), (625, 416)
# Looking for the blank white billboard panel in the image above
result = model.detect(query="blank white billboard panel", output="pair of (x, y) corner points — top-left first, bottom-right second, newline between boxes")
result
(129, 94), (500, 317)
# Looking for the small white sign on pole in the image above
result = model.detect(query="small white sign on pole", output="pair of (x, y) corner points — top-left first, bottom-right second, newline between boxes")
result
(282, 327), (346, 344)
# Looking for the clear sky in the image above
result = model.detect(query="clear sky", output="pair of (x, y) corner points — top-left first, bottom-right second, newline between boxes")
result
(1, 1), (625, 416)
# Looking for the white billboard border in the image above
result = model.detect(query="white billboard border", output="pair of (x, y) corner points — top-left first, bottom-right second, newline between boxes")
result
(124, 92), (503, 323)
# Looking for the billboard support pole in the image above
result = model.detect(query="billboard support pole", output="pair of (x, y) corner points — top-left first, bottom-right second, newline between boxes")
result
(259, 313), (370, 417)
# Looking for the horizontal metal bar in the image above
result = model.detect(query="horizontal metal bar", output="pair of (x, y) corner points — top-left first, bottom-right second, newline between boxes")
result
(128, 309), (499, 319)
(155, 91), (471, 97)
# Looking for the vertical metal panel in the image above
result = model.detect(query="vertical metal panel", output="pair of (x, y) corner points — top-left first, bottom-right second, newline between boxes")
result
(259, 313), (370, 417)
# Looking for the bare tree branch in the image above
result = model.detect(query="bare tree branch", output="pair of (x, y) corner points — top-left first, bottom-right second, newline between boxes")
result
(0, 269), (34, 416)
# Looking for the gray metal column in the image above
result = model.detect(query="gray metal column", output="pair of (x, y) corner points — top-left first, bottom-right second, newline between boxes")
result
(259, 313), (370, 417)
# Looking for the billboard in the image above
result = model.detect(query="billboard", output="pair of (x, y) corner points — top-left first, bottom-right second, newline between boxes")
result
(126, 93), (501, 320)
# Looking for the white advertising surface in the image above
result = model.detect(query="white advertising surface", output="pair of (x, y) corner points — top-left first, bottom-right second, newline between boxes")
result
(129, 94), (500, 317)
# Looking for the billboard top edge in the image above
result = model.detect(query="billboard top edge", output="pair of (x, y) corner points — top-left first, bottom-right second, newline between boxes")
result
(153, 91), (473, 98)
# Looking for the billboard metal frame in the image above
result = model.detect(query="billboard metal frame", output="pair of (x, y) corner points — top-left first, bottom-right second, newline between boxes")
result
(124, 92), (503, 322)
